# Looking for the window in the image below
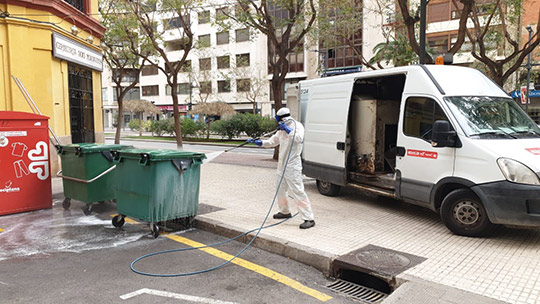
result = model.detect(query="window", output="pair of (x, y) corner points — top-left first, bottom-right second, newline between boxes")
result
(235, 28), (249, 42)
(142, 85), (159, 96)
(181, 60), (192, 72)
(236, 54), (250, 67)
(428, 36), (449, 54)
(216, 7), (229, 20)
(114, 87), (140, 101)
(198, 34), (211, 48)
(404, 97), (451, 141)
(199, 58), (211, 70)
(428, 2), (450, 23)
(199, 81), (212, 94)
(166, 83), (191, 95)
(217, 31), (229, 45)
(102, 88), (108, 101)
(166, 40), (185, 52)
(217, 56), (230, 69)
(164, 17), (182, 30)
(237, 79), (250, 92)
(142, 65), (158, 76)
(64, 0), (85, 13)
(218, 80), (231, 93)
(198, 10), (210, 24)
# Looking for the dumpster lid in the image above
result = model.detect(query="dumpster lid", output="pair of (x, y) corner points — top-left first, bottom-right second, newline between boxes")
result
(116, 148), (206, 160)
(61, 143), (134, 153)
(0, 111), (49, 120)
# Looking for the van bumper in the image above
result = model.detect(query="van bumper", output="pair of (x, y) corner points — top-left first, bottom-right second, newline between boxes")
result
(472, 181), (540, 226)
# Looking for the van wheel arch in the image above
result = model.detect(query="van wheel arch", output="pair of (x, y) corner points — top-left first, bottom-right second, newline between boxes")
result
(432, 178), (476, 211)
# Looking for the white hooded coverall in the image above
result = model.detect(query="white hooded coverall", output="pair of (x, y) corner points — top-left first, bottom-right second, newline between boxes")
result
(261, 117), (315, 221)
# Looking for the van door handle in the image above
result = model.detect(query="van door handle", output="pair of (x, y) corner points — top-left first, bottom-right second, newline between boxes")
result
(396, 146), (406, 156)
(337, 142), (345, 151)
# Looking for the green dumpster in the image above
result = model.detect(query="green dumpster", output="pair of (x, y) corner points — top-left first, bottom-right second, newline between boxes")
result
(111, 149), (206, 238)
(58, 143), (133, 213)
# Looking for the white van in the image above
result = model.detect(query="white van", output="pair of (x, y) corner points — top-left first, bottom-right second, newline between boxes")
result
(299, 65), (540, 237)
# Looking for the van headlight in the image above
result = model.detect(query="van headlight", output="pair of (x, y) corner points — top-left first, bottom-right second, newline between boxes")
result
(497, 158), (540, 185)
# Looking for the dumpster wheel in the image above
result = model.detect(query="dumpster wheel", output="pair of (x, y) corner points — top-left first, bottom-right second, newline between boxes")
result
(112, 215), (125, 228)
(62, 198), (71, 210)
(150, 223), (160, 238)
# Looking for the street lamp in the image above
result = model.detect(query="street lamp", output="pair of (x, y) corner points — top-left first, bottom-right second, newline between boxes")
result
(525, 25), (534, 114)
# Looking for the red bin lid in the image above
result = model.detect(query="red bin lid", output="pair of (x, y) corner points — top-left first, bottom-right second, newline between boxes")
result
(0, 111), (49, 120)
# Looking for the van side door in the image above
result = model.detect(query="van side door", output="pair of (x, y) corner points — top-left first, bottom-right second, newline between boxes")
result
(302, 80), (353, 186)
(396, 96), (456, 205)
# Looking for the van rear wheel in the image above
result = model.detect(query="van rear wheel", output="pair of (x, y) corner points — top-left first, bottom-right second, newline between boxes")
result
(316, 180), (341, 196)
(440, 189), (495, 237)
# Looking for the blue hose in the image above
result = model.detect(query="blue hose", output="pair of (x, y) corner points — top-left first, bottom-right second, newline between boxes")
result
(130, 120), (299, 277)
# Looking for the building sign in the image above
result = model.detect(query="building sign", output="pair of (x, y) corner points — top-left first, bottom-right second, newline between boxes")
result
(157, 105), (187, 111)
(52, 32), (103, 71)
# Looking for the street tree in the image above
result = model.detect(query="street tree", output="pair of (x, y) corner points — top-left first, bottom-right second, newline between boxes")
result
(225, 59), (268, 114)
(227, 0), (317, 110)
(123, 0), (201, 148)
(101, 0), (151, 144)
(397, 0), (540, 86)
(123, 99), (162, 137)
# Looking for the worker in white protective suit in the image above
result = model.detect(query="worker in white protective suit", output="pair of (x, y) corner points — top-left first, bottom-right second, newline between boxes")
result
(246, 107), (315, 229)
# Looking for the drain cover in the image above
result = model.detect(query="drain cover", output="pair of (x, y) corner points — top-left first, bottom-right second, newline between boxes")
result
(355, 250), (411, 270)
(327, 279), (387, 303)
(332, 244), (426, 277)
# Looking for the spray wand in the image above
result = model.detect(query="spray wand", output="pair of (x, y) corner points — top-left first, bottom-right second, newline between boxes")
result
(223, 128), (279, 153)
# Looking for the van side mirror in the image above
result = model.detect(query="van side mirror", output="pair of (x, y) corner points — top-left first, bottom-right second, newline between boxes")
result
(432, 120), (458, 148)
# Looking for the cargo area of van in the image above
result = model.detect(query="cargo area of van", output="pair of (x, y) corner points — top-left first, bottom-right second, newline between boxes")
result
(346, 75), (405, 193)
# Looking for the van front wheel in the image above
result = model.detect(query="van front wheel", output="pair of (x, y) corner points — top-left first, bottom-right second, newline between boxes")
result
(440, 189), (495, 237)
(316, 180), (341, 196)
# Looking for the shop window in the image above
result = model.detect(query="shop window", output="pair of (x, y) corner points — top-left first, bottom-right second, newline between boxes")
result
(142, 85), (159, 96)
(217, 56), (230, 69)
(217, 31), (229, 45)
(236, 54), (250, 67)
(218, 80), (231, 93)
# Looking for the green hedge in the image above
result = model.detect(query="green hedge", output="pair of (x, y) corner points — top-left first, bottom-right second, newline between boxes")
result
(211, 113), (276, 139)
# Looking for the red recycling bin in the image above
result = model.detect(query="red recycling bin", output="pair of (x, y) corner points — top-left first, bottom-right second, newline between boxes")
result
(0, 111), (52, 215)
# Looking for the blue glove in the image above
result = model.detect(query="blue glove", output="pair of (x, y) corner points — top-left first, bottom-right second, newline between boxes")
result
(246, 138), (262, 146)
(278, 122), (292, 134)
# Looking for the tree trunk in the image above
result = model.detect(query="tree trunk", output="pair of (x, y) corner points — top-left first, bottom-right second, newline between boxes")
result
(139, 112), (143, 137)
(170, 85), (183, 149)
(114, 92), (125, 144)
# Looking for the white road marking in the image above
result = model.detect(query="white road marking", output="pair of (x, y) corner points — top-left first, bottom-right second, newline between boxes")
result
(120, 288), (238, 303)
(0, 281), (8, 286)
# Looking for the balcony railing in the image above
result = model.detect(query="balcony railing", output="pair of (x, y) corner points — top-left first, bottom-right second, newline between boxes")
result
(64, 0), (85, 13)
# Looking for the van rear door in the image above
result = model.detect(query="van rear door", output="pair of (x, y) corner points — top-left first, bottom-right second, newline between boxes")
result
(302, 79), (354, 186)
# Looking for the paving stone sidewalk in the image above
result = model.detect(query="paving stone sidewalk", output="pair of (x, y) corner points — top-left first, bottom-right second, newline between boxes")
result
(196, 155), (540, 304)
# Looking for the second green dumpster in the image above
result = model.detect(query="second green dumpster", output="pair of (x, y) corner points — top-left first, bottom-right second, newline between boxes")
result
(111, 149), (206, 238)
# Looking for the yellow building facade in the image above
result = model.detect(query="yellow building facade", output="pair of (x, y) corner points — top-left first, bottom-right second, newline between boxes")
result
(0, 0), (105, 172)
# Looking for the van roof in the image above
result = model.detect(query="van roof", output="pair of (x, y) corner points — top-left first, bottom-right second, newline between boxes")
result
(300, 65), (509, 98)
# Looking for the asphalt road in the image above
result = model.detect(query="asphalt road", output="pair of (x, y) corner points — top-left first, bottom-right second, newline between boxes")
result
(0, 198), (352, 303)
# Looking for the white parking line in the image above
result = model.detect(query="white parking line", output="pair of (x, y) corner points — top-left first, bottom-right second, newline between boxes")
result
(120, 288), (238, 303)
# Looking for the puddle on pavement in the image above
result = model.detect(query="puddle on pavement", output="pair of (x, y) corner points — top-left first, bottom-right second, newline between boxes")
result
(0, 199), (147, 261)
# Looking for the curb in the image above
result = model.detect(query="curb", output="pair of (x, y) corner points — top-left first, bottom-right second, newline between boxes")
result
(194, 217), (336, 276)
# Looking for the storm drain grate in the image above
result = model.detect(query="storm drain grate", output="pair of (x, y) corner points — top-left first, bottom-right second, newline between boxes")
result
(326, 279), (387, 303)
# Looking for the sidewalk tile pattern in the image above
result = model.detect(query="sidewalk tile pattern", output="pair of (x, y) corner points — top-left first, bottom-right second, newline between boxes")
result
(198, 161), (540, 304)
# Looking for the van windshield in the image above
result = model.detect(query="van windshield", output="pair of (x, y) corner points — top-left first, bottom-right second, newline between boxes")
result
(444, 96), (540, 139)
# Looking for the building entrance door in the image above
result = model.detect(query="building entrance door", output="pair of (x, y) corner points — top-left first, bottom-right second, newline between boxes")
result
(68, 64), (94, 143)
